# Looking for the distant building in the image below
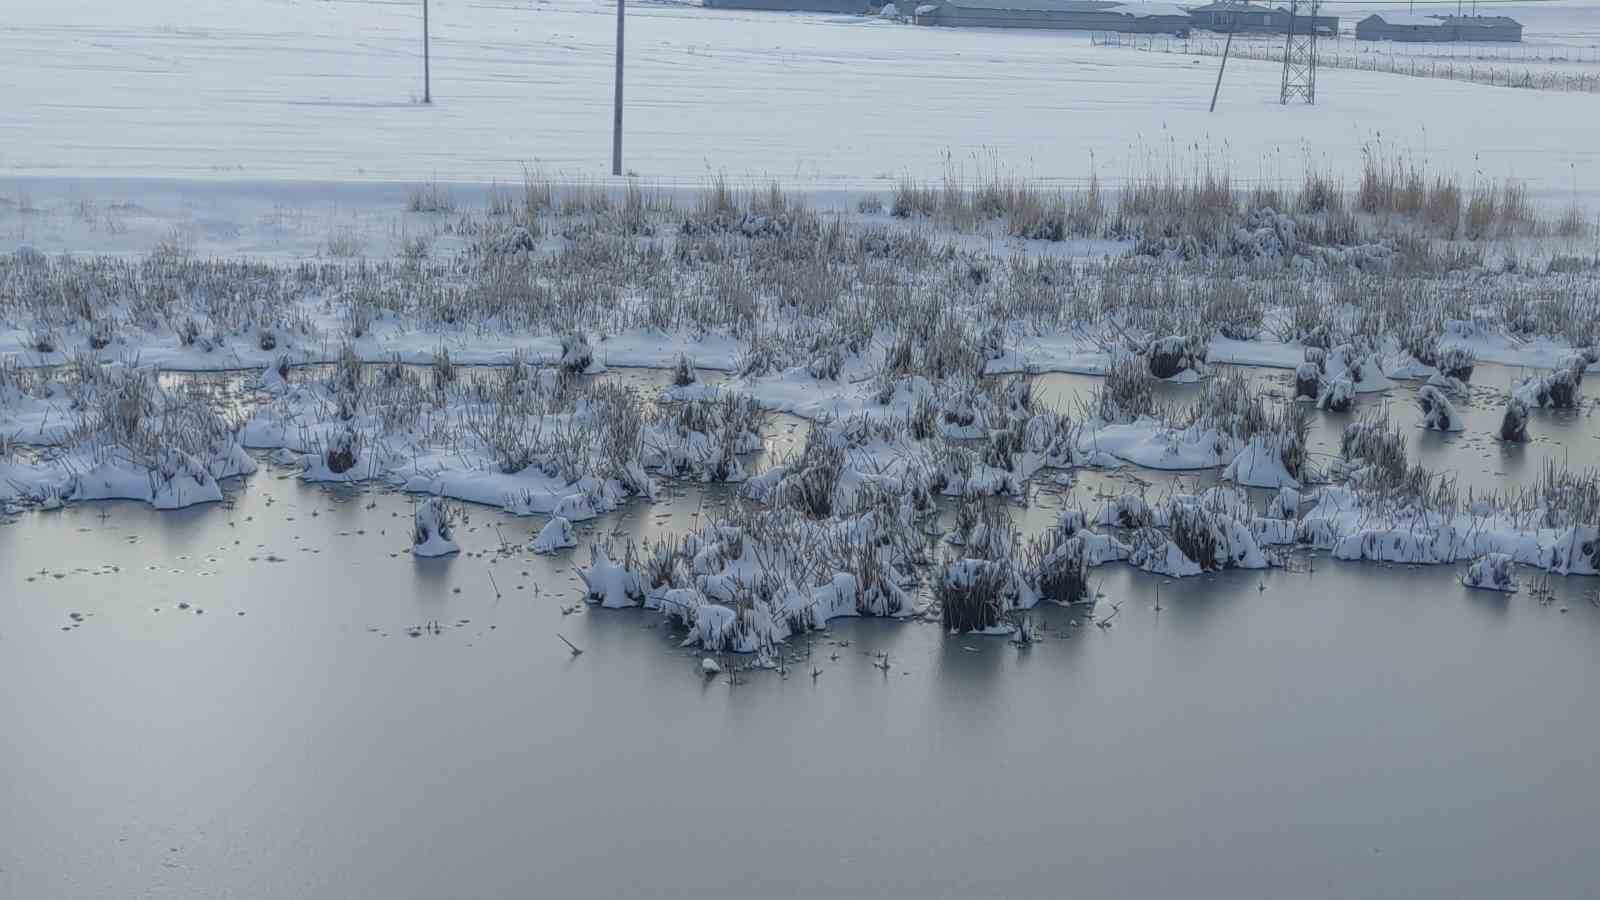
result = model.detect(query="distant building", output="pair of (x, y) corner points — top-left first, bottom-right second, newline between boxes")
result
(702, 0), (870, 13)
(1442, 14), (1523, 42)
(912, 0), (1195, 33)
(1356, 12), (1522, 42)
(1188, 2), (1337, 36)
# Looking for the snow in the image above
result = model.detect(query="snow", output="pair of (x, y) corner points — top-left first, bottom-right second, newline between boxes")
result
(531, 516), (578, 554)
(1371, 12), (1447, 27)
(1111, 2), (1191, 18)
(3, 0), (1599, 204)
(412, 497), (460, 557)
(1224, 434), (1300, 489)
(1463, 553), (1517, 593)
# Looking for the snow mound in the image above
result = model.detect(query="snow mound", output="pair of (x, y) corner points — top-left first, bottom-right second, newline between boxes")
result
(412, 497), (460, 557)
(530, 516), (577, 554)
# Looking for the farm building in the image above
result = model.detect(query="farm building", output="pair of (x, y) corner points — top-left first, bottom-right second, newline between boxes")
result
(912, 0), (1195, 33)
(701, 0), (871, 12)
(1188, 2), (1338, 36)
(1442, 15), (1523, 41)
(1356, 12), (1522, 42)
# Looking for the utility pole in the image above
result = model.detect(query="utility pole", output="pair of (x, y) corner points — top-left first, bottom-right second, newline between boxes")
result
(423, 0), (432, 104)
(1209, 15), (1235, 113)
(613, 0), (625, 176)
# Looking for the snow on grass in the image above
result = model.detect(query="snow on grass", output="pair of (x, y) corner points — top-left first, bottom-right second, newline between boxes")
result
(0, 361), (254, 508)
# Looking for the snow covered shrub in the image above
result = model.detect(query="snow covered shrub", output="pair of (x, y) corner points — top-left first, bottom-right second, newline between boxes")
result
(488, 225), (536, 255)
(1463, 553), (1516, 593)
(257, 328), (276, 351)
(1096, 357), (1158, 423)
(778, 425), (845, 518)
(1265, 486), (1301, 520)
(962, 502), (1016, 561)
(335, 341), (363, 394)
(412, 497), (460, 557)
(88, 319), (115, 350)
(937, 558), (1015, 634)
(1499, 398), (1530, 443)
(579, 542), (646, 608)
(176, 317), (202, 348)
(531, 516), (578, 554)
(1417, 385), (1463, 432)
(671, 353), (697, 387)
(431, 345), (456, 385)
(980, 418), (1027, 473)
(1437, 346), (1476, 382)
(1100, 492), (1154, 529)
(907, 393), (938, 441)
(806, 347), (843, 381)
(1025, 531), (1089, 605)
(1169, 503), (1226, 572)
(1341, 413), (1407, 485)
(342, 301), (373, 339)
(1294, 362), (1322, 401)
(1514, 357), (1585, 410)
(735, 340), (783, 379)
(1146, 335), (1205, 380)
(559, 332), (593, 374)
(324, 427), (359, 475)
(1317, 377), (1354, 412)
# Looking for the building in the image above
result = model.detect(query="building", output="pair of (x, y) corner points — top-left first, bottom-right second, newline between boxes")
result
(912, 0), (1195, 33)
(1442, 15), (1522, 42)
(1356, 12), (1522, 42)
(1188, 2), (1338, 36)
(701, 0), (871, 13)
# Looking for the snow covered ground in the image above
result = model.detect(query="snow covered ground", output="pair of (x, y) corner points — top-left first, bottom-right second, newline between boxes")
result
(3, 0), (1600, 202)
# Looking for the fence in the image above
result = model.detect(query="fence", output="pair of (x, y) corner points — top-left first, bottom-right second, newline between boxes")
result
(1090, 32), (1600, 93)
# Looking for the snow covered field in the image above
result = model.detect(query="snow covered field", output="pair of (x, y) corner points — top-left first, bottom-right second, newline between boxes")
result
(4, 0), (1600, 200)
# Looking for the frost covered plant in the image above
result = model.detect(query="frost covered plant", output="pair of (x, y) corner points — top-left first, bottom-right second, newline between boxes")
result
(1294, 361), (1321, 401)
(1499, 398), (1530, 443)
(1094, 357), (1157, 423)
(937, 557), (1014, 634)
(559, 332), (593, 374)
(1317, 377), (1354, 413)
(257, 328), (276, 351)
(1514, 357), (1586, 410)
(806, 347), (843, 381)
(1024, 530), (1089, 605)
(1169, 503), (1226, 572)
(671, 353), (698, 387)
(1145, 335), (1205, 380)
(431, 345), (456, 385)
(1462, 553), (1516, 593)
(324, 427), (359, 475)
(531, 516), (578, 554)
(1341, 412), (1408, 485)
(412, 496), (460, 557)
(1436, 346), (1476, 382)
(778, 425), (845, 519)
(1417, 385), (1463, 432)
(1101, 492), (1154, 529)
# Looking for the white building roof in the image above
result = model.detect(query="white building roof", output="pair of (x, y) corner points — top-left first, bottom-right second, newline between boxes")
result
(1367, 12), (1444, 27)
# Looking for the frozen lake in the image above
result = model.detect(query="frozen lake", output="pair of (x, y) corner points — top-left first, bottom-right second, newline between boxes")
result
(5, 364), (1600, 899)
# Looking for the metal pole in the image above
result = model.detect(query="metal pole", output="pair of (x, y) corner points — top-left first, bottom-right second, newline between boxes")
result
(612, 0), (625, 177)
(1210, 21), (1234, 113)
(423, 0), (431, 104)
